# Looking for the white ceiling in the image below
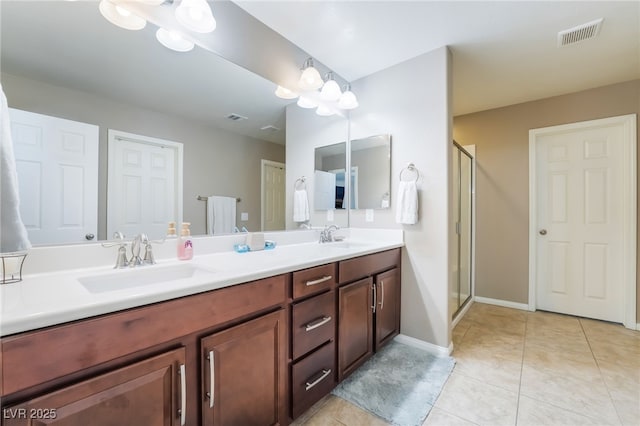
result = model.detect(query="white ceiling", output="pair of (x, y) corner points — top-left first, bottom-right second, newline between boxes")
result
(235, 1), (640, 115)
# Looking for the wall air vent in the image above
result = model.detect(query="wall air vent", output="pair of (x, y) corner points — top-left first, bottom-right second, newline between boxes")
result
(558, 18), (603, 47)
(260, 125), (280, 132)
(226, 114), (248, 121)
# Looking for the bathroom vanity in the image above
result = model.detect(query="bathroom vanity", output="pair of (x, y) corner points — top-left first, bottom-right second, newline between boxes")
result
(0, 236), (402, 426)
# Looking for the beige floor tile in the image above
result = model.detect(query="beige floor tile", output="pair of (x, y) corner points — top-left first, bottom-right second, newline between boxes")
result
(319, 396), (389, 426)
(517, 395), (614, 426)
(522, 343), (601, 384)
(452, 326), (470, 347)
(589, 340), (640, 370)
(598, 360), (640, 402)
(524, 325), (592, 354)
(581, 318), (640, 342)
(452, 348), (522, 392)
(466, 303), (528, 322)
(304, 413), (347, 426)
(520, 364), (620, 424)
(611, 398), (640, 426)
(458, 325), (525, 358)
(422, 407), (479, 426)
(291, 395), (332, 425)
(434, 372), (518, 426)
(526, 310), (583, 333)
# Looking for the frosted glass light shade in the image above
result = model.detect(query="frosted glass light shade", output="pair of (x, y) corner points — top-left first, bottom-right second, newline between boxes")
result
(156, 28), (194, 52)
(275, 85), (299, 100)
(297, 94), (319, 109)
(316, 104), (335, 116)
(99, 0), (146, 30)
(320, 79), (342, 102)
(298, 66), (323, 91)
(338, 90), (359, 110)
(175, 0), (216, 33)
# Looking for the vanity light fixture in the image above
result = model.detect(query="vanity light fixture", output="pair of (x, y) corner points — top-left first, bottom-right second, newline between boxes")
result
(338, 84), (359, 110)
(156, 28), (195, 52)
(315, 103), (335, 117)
(319, 72), (342, 102)
(275, 85), (299, 100)
(98, 0), (146, 31)
(298, 58), (324, 91)
(175, 0), (216, 33)
(297, 93), (320, 109)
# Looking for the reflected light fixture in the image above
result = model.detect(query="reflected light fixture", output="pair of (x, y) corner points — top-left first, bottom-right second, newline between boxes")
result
(338, 84), (359, 110)
(156, 28), (195, 52)
(298, 58), (323, 91)
(320, 72), (342, 102)
(99, 0), (146, 30)
(275, 85), (299, 100)
(297, 93), (319, 109)
(175, 0), (217, 33)
(316, 104), (335, 117)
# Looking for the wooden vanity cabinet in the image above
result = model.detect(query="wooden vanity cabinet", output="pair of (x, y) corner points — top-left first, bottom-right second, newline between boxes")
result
(337, 249), (401, 381)
(201, 309), (286, 426)
(3, 348), (186, 426)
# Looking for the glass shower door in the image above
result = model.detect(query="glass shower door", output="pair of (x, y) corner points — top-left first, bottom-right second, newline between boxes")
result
(452, 142), (473, 319)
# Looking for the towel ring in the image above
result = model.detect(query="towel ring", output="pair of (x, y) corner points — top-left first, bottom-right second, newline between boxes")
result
(294, 176), (307, 190)
(399, 163), (420, 183)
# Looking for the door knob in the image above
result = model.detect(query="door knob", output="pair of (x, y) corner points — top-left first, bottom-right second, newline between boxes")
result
(539, 229), (547, 236)
(85, 233), (95, 240)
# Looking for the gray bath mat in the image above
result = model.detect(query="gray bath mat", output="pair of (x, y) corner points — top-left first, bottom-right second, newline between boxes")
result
(332, 340), (455, 426)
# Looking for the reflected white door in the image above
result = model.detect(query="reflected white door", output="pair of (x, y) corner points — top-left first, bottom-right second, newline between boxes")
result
(533, 116), (633, 323)
(314, 170), (336, 210)
(261, 160), (285, 231)
(9, 108), (98, 244)
(107, 130), (183, 240)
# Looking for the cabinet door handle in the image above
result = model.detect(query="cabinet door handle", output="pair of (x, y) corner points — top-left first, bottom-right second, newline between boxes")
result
(207, 350), (215, 408)
(305, 316), (332, 331)
(379, 280), (385, 310)
(179, 363), (186, 425)
(372, 282), (377, 313)
(305, 275), (332, 286)
(305, 369), (332, 391)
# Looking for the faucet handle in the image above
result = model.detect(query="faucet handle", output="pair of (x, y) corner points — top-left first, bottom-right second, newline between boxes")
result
(129, 234), (144, 267)
(143, 238), (156, 265)
(114, 245), (129, 269)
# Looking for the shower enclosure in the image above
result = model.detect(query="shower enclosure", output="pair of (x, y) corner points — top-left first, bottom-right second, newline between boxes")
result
(451, 142), (474, 319)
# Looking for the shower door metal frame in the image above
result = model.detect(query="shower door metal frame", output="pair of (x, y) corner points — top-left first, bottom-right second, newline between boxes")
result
(453, 141), (474, 318)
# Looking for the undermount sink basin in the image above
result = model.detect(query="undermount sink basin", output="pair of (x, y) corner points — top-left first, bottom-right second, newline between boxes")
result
(323, 241), (370, 249)
(79, 263), (214, 294)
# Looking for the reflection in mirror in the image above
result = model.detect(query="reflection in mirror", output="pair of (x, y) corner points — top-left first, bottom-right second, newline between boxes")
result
(314, 142), (347, 210)
(1, 1), (291, 244)
(350, 134), (392, 210)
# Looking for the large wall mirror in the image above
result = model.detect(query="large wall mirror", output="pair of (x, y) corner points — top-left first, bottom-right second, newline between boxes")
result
(313, 142), (347, 210)
(1, 1), (297, 245)
(350, 134), (391, 210)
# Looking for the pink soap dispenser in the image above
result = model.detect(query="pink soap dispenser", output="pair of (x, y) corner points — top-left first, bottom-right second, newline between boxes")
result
(177, 222), (193, 260)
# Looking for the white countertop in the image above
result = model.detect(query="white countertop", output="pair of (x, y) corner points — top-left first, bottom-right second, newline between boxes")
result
(0, 230), (403, 337)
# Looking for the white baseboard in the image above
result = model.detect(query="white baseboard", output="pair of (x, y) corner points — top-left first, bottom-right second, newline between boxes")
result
(637, 323), (640, 331)
(452, 299), (474, 328)
(394, 334), (453, 356)
(474, 296), (529, 311)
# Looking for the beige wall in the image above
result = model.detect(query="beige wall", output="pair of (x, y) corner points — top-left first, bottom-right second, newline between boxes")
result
(3, 73), (285, 239)
(453, 79), (640, 323)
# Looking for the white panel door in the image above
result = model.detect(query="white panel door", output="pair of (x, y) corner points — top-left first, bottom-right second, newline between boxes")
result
(9, 108), (98, 244)
(262, 161), (285, 231)
(535, 120), (627, 323)
(314, 170), (336, 210)
(107, 130), (182, 240)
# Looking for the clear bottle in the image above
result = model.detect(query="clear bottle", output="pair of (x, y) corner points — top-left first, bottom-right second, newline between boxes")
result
(177, 222), (193, 260)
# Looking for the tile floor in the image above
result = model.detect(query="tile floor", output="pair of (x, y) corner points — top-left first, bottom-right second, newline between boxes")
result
(292, 302), (640, 426)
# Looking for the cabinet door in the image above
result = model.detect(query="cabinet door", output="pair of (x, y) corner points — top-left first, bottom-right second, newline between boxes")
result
(338, 277), (373, 381)
(3, 348), (186, 426)
(201, 310), (286, 426)
(375, 268), (400, 350)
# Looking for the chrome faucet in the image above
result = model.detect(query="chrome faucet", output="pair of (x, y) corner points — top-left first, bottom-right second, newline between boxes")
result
(319, 225), (339, 243)
(130, 234), (144, 267)
(107, 231), (129, 269)
(142, 234), (156, 265)
(103, 232), (157, 269)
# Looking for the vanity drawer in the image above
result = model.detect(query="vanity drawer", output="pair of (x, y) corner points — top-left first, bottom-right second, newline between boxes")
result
(292, 291), (335, 360)
(292, 263), (337, 300)
(291, 341), (336, 419)
(338, 248), (400, 284)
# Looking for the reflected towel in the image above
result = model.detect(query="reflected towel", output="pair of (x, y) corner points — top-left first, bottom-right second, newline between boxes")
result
(0, 84), (31, 253)
(293, 189), (310, 222)
(395, 181), (418, 225)
(207, 196), (236, 235)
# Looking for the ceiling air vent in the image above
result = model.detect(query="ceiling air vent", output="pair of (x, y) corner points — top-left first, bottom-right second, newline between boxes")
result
(558, 18), (603, 47)
(260, 125), (280, 132)
(226, 113), (248, 121)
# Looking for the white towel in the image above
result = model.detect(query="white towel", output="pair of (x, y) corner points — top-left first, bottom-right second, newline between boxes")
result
(207, 196), (236, 235)
(293, 189), (310, 222)
(0, 84), (31, 253)
(395, 181), (418, 225)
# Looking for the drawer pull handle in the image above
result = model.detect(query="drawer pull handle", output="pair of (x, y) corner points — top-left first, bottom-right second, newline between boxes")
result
(379, 280), (385, 310)
(305, 275), (332, 286)
(305, 316), (332, 331)
(305, 369), (332, 391)
(179, 363), (186, 425)
(372, 282), (377, 313)
(206, 351), (215, 408)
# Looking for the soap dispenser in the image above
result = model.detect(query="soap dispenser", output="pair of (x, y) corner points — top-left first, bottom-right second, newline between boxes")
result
(166, 221), (178, 240)
(177, 222), (193, 260)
